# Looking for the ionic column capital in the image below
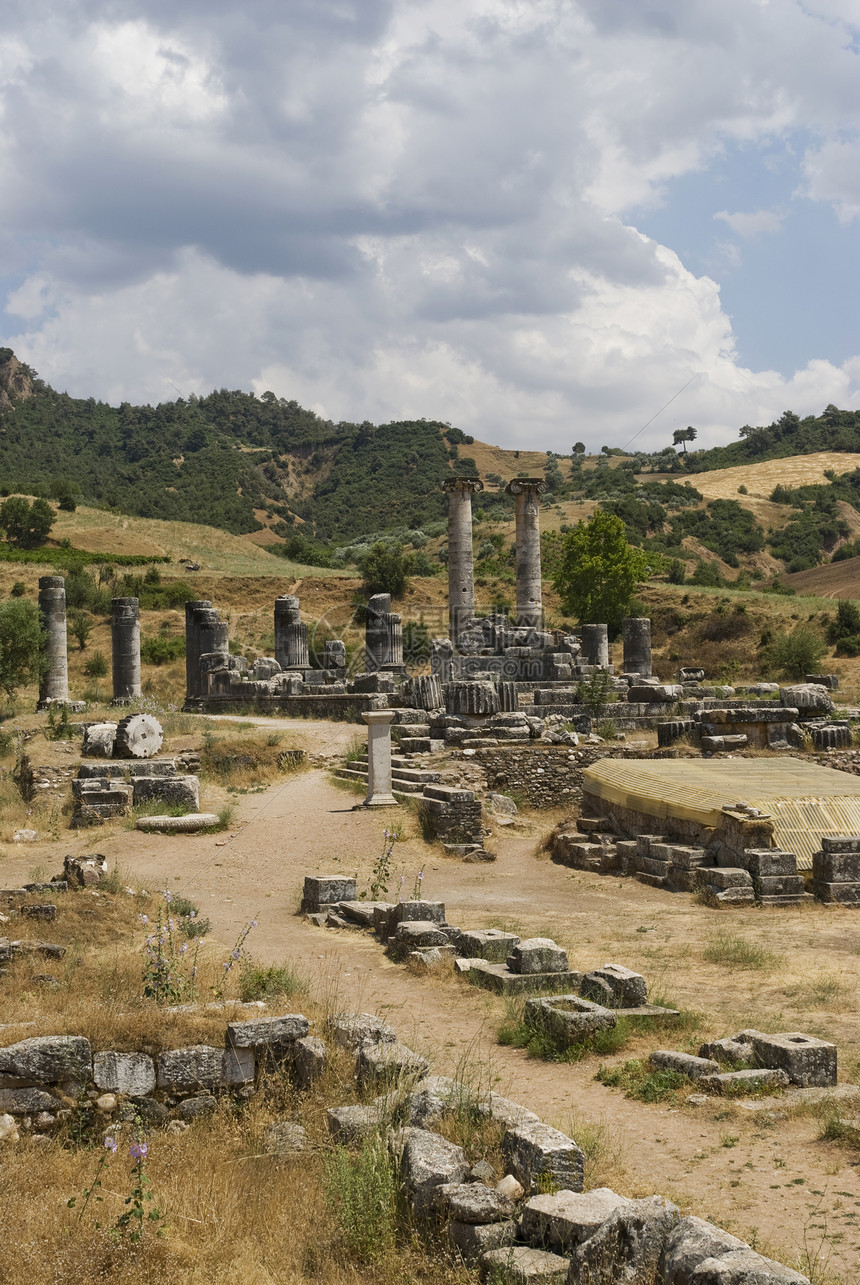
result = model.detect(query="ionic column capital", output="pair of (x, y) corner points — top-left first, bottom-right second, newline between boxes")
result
(442, 476), (484, 494)
(505, 478), (547, 497)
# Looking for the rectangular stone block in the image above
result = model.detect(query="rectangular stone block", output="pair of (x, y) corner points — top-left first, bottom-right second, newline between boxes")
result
(226, 1014), (309, 1048)
(156, 1044), (255, 1090)
(636, 872), (668, 889)
(132, 775), (199, 810)
(699, 868), (752, 891)
(502, 1119), (585, 1194)
(519, 1188), (631, 1251)
(822, 835), (860, 854)
(748, 1032), (837, 1087)
(390, 900), (446, 926)
(636, 834), (666, 857)
(301, 876), (357, 913)
(649, 1050), (720, 1079)
(0, 1086), (61, 1114)
(479, 1246), (569, 1283)
(462, 959), (583, 996)
(639, 856), (671, 878)
(754, 875), (806, 897)
(698, 1068), (790, 1094)
(744, 849), (797, 877)
(813, 850), (860, 882)
(93, 1051), (156, 1096)
(812, 881), (860, 905)
(0, 1035), (91, 1086)
(665, 845), (709, 869)
(457, 929), (521, 963)
(508, 938), (568, 975)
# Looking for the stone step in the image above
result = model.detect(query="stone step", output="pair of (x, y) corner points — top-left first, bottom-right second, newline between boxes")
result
(399, 737), (432, 754)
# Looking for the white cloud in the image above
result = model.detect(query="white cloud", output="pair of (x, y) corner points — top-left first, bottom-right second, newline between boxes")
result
(713, 208), (785, 237)
(1, 0), (860, 451)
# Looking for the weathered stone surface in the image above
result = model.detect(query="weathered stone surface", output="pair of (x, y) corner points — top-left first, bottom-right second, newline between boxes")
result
(508, 938), (569, 975)
(262, 1120), (310, 1153)
(82, 723), (117, 756)
(93, 1051), (156, 1096)
(136, 812), (219, 833)
(21, 903), (57, 921)
(301, 876), (357, 912)
(650, 1051), (721, 1080)
(292, 1036), (327, 1087)
(326, 1103), (385, 1142)
(357, 1040), (429, 1086)
(744, 850), (797, 877)
(437, 1181), (517, 1224)
(525, 994), (615, 1045)
(391, 920), (449, 952)
(156, 1045), (255, 1091)
(226, 1014), (309, 1048)
(64, 854), (107, 888)
(480, 1245), (569, 1283)
(327, 1012), (397, 1050)
(697, 868), (752, 891)
(0, 1086), (60, 1114)
(395, 1126), (468, 1191)
(0, 1035), (91, 1086)
(780, 683), (832, 712)
(699, 1068), (790, 1094)
(407, 1075), (470, 1127)
(132, 775), (200, 810)
(175, 1095), (217, 1119)
(458, 929), (522, 962)
(389, 899), (446, 926)
(687, 1249), (811, 1283)
(567, 1194), (679, 1284)
(448, 1218), (518, 1262)
(520, 1188), (632, 1251)
(502, 1120), (584, 1194)
(581, 964), (647, 1008)
(748, 1032), (836, 1087)
(445, 681), (500, 717)
(661, 1216), (748, 1285)
(813, 848), (860, 882)
(114, 712), (164, 759)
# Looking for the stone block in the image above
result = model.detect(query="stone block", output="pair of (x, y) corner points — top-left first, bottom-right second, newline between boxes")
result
(780, 683), (833, 711)
(813, 849), (860, 882)
(636, 834), (667, 857)
(666, 845), (709, 870)
(132, 775), (199, 810)
(436, 1181), (516, 1224)
(519, 1188), (631, 1252)
(744, 850), (797, 877)
(326, 1012), (397, 1050)
(566, 1194), (679, 1285)
(407, 1075), (472, 1127)
(581, 964), (647, 1008)
(391, 921), (449, 953)
(628, 685), (683, 702)
(448, 1218), (518, 1262)
(226, 1014), (309, 1048)
(713, 887), (756, 905)
(812, 881), (860, 905)
(686, 1248), (812, 1283)
(395, 1126), (468, 1191)
(650, 1051), (721, 1080)
(389, 900), (446, 926)
(822, 834), (860, 853)
(93, 1051), (156, 1096)
(0, 1086), (61, 1114)
(508, 939), (569, 975)
(748, 1032), (836, 1087)
(462, 960), (584, 996)
(0, 1035), (91, 1086)
(176, 1095), (217, 1119)
(661, 1216), (749, 1285)
(356, 1040), (429, 1087)
(458, 929), (521, 962)
(156, 1045), (255, 1091)
(292, 1035), (327, 1087)
(754, 875), (806, 898)
(502, 1120), (584, 1194)
(698, 1068), (790, 1094)
(525, 995), (616, 1046)
(480, 1246), (569, 1283)
(701, 735), (748, 751)
(327, 1103), (386, 1142)
(639, 855), (671, 878)
(21, 903), (56, 921)
(301, 876), (357, 912)
(697, 868), (752, 891)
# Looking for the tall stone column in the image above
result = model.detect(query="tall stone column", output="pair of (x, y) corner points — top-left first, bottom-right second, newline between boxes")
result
(274, 595), (309, 669)
(185, 601), (213, 700)
(581, 623), (609, 668)
(358, 710), (398, 808)
(623, 617), (652, 678)
(384, 612), (403, 669)
(365, 593), (391, 672)
(37, 575), (69, 708)
(111, 597), (141, 704)
(506, 478), (547, 630)
(442, 477), (483, 644)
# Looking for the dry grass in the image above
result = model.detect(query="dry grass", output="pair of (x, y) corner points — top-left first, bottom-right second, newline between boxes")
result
(689, 453), (859, 503)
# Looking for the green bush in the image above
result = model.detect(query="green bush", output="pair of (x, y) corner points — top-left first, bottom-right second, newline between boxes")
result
(83, 650), (109, 678)
(323, 1138), (398, 1262)
(140, 635), (186, 665)
(596, 1058), (687, 1103)
(763, 623), (827, 680)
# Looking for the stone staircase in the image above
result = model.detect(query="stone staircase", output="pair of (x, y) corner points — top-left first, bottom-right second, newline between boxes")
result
(334, 754), (442, 799)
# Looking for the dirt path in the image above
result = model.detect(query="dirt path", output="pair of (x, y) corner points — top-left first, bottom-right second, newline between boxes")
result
(5, 766), (860, 1280)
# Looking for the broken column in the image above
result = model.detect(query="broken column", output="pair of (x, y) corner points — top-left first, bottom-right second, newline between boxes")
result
(111, 597), (141, 704)
(359, 710), (398, 808)
(365, 594), (403, 672)
(505, 479), (547, 630)
(274, 595), (309, 670)
(198, 615), (230, 690)
(581, 623), (609, 668)
(37, 575), (69, 708)
(442, 477), (483, 643)
(185, 600), (215, 700)
(622, 617), (652, 678)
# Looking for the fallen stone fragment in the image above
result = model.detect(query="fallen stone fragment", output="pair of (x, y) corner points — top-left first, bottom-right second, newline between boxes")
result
(480, 1245), (569, 1283)
(519, 1187), (632, 1251)
(0, 1035), (91, 1085)
(698, 1068), (790, 1094)
(136, 813), (219, 833)
(326, 1103), (386, 1142)
(175, 1095), (217, 1120)
(155, 1045), (254, 1091)
(437, 1181), (516, 1224)
(688, 1248), (811, 1283)
(566, 1194), (679, 1284)
(292, 1036), (327, 1087)
(661, 1216), (748, 1285)
(262, 1120), (310, 1153)
(394, 1126), (468, 1192)
(356, 1040), (429, 1087)
(0, 1087), (61, 1114)
(650, 1051), (721, 1080)
(0, 1112), (19, 1143)
(326, 1012), (397, 1050)
(448, 1218), (517, 1262)
(226, 1014), (309, 1048)
(93, 1051), (156, 1097)
(502, 1120), (585, 1194)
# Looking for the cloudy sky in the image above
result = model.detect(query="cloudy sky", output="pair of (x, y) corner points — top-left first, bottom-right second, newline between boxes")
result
(2, 0), (860, 452)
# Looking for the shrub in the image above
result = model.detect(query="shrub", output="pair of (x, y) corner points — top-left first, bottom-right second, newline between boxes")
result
(596, 1059), (687, 1103)
(83, 650), (108, 679)
(763, 623), (827, 680)
(0, 598), (42, 696)
(239, 959), (306, 1001)
(141, 635), (186, 665)
(323, 1137), (398, 1262)
(9, 581), (25, 597)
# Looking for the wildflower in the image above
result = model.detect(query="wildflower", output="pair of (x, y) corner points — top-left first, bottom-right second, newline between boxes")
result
(104, 1136), (118, 1152)
(139, 914), (149, 925)
(231, 949), (240, 960)
(179, 942), (188, 954)
(129, 1142), (148, 1160)
(250, 919), (258, 929)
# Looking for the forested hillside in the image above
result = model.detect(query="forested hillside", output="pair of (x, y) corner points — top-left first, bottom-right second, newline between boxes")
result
(688, 405), (860, 471)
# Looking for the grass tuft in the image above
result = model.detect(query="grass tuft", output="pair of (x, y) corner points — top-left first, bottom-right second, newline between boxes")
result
(703, 932), (782, 970)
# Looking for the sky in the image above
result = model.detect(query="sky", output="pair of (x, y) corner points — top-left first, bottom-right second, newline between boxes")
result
(2, 0), (860, 453)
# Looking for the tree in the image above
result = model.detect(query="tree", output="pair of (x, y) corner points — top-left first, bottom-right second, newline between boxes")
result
(551, 510), (650, 627)
(359, 542), (411, 599)
(572, 442), (585, 456)
(0, 496), (56, 547)
(0, 598), (42, 697)
(763, 623), (827, 680)
(70, 609), (94, 650)
(673, 426), (698, 454)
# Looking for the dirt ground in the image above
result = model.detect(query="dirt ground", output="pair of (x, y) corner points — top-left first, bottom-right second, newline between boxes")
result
(3, 714), (860, 1282)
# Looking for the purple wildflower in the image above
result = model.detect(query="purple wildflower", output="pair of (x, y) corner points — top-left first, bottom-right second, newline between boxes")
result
(129, 1142), (148, 1160)
(104, 1136), (118, 1152)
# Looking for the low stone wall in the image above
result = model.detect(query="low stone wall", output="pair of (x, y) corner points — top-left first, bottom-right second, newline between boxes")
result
(195, 694), (382, 720)
(471, 745), (639, 809)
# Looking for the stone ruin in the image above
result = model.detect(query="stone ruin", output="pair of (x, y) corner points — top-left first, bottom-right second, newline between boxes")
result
(36, 579), (146, 713)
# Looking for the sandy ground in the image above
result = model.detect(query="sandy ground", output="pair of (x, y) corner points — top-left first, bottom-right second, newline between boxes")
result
(4, 719), (860, 1281)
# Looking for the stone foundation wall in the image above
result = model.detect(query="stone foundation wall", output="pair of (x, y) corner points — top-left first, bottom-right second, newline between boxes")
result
(471, 745), (638, 809)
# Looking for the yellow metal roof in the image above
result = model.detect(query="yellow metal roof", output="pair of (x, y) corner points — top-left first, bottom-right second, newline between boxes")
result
(582, 759), (860, 870)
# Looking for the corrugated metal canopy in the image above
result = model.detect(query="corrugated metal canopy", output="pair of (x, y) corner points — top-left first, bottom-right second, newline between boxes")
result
(582, 759), (860, 870)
